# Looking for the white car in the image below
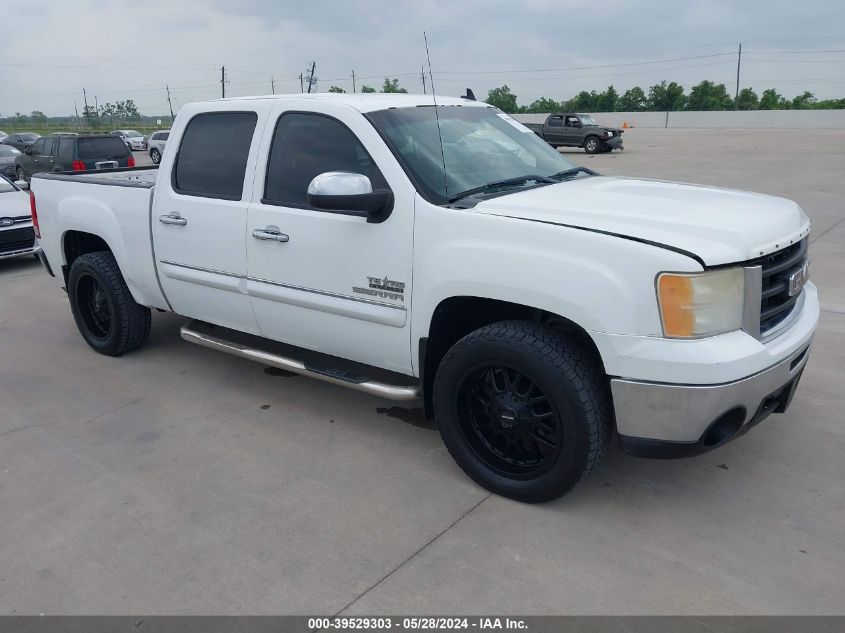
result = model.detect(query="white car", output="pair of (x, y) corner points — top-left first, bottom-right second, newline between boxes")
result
(0, 175), (35, 260)
(31, 94), (817, 502)
(0, 130), (8, 142)
(147, 129), (169, 164)
(111, 130), (146, 151)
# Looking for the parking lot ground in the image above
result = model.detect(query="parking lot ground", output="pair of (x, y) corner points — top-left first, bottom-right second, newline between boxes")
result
(1, 129), (844, 615)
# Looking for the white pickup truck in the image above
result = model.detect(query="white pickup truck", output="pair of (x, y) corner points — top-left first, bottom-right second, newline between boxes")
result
(32, 94), (818, 502)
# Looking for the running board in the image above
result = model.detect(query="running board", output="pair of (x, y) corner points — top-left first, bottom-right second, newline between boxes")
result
(180, 320), (420, 401)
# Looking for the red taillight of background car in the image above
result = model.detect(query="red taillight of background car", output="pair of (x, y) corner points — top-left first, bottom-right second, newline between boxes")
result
(72, 160), (86, 171)
(30, 190), (40, 238)
(127, 156), (135, 168)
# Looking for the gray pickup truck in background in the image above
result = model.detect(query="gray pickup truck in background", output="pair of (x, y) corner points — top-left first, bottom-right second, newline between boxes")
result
(524, 113), (624, 153)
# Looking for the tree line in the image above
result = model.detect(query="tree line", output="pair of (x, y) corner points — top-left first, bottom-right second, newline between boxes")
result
(485, 81), (845, 114)
(2, 99), (142, 129)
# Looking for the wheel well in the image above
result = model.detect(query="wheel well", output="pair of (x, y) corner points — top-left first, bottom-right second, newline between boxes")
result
(62, 231), (111, 285)
(420, 296), (605, 418)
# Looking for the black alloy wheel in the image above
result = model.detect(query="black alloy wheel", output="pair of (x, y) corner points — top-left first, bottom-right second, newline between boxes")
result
(458, 363), (562, 478)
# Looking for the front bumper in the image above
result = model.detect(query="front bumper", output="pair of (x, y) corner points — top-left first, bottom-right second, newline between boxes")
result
(614, 341), (810, 458)
(604, 282), (818, 456)
(604, 135), (623, 149)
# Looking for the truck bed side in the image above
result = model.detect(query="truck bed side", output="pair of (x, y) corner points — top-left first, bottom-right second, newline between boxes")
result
(32, 167), (169, 310)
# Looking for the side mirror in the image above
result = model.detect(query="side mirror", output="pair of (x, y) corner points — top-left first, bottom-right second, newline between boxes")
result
(307, 172), (393, 224)
(24, 146), (32, 154)
(14, 180), (29, 191)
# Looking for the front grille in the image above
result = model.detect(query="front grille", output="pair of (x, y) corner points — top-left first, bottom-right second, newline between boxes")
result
(749, 239), (808, 335)
(0, 226), (35, 254)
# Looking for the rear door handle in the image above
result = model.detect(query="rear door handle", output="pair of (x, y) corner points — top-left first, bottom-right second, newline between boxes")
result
(252, 226), (289, 242)
(159, 214), (187, 226)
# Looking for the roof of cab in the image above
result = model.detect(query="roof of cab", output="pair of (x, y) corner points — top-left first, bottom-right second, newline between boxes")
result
(204, 92), (492, 114)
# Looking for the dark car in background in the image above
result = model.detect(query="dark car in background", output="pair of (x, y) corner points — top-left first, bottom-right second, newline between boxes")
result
(0, 144), (23, 180)
(524, 113), (623, 153)
(14, 134), (134, 181)
(1, 132), (40, 151)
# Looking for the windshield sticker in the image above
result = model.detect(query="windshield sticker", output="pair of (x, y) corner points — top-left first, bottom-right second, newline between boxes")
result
(496, 113), (534, 133)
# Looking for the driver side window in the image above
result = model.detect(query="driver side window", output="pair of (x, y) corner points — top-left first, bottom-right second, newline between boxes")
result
(263, 112), (389, 208)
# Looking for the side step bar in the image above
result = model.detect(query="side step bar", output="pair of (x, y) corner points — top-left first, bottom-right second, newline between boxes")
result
(180, 320), (420, 401)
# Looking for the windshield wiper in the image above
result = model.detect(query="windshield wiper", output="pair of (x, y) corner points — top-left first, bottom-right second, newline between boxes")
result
(448, 174), (555, 203)
(550, 166), (597, 180)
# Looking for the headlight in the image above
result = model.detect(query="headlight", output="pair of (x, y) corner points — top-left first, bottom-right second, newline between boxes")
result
(656, 268), (744, 338)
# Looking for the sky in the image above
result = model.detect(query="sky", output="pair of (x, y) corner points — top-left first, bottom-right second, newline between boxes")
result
(1, 0), (844, 117)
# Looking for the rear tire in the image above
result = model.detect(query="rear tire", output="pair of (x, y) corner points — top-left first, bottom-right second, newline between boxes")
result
(150, 148), (161, 164)
(584, 136), (601, 154)
(68, 251), (151, 356)
(433, 321), (611, 503)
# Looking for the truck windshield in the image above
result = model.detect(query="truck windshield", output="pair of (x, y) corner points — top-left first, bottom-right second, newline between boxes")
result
(367, 105), (579, 205)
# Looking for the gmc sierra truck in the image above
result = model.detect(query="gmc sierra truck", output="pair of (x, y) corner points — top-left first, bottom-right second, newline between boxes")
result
(31, 94), (817, 502)
(523, 113), (623, 153)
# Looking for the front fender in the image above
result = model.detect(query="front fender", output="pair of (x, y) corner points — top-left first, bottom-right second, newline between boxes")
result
(411, 205), (702, 369)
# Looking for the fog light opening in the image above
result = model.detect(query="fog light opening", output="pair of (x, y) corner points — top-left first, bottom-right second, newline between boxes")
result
(702, 408), (746, 447)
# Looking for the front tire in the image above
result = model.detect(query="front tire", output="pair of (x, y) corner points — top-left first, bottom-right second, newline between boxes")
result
(68, 251), (151, 356)
(150, 148), (161, 164)
(433, 321), (611, 503)
(584, 136), (601, 154)
(16, 167), (26, 182)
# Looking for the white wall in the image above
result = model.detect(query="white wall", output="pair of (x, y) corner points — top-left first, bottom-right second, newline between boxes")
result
(513, 110), (845, 129)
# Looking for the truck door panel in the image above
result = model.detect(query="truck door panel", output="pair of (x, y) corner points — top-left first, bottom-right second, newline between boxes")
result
(246, 104), (414, 374)
(152, 107), (266, 334)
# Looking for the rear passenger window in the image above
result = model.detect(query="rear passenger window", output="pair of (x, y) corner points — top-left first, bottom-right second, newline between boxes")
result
(548, 116), (563, 128)
(173, 112), (257, 200)
(264, 112), (388, 207)
(58, 138), (73, 160)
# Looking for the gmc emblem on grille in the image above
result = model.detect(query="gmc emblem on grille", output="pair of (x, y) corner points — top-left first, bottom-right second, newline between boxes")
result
(788, 262), (809, 297)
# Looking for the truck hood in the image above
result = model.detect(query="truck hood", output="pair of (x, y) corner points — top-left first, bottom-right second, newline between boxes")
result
(472, 176), (810, 266)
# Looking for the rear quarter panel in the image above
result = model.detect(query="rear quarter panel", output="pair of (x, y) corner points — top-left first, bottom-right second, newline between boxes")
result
(32, 174), (169, 309)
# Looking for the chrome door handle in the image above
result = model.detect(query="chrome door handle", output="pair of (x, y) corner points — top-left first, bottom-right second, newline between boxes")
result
(159, 214), (187, 226)
(252, 227), (289, 242)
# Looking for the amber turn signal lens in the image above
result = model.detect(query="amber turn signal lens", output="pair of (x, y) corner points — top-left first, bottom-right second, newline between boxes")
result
(657, 274), (694, 337)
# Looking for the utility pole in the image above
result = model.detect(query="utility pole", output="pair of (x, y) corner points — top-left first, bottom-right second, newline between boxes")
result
(306, 60), (317, 93)
(352, 70), (356, 93)
(74, 102), (79, 129)
(221, 66), (226, 98)
(166, 84), (174, 119)
(299, 73), (304, 93)
(734, 42), (742, 107)
(82, 88), (89, 111)
(421, 66), (427, 94)
(271, 76), (275, 95)
(94, 95), (99, 115)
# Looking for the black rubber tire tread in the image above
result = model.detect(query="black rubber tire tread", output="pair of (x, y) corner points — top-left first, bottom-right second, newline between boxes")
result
(150, 148), (161, 164)
(433, 320), (611, 503)
(584, 136), (601, 153)
(68, 251), (151, 356)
